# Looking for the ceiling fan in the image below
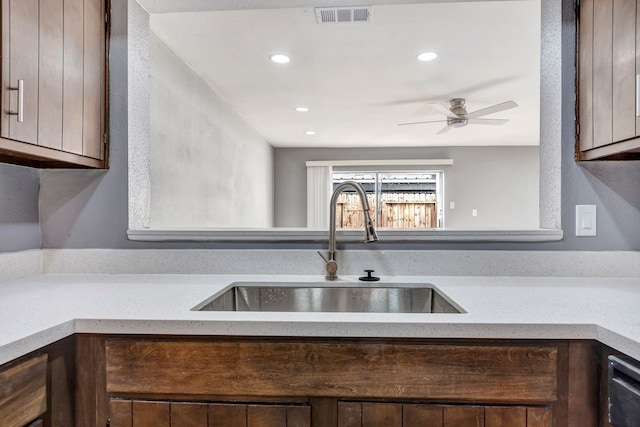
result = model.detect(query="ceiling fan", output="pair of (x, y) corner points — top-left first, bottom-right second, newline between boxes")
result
(398, 98), (518, 135)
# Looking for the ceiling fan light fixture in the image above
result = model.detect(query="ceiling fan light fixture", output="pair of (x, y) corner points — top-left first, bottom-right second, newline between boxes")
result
(270, 54), (291, 64)
(417, 51), (438, 62)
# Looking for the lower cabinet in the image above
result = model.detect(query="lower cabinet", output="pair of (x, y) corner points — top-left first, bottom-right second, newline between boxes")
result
(73, 336), (604, 427)
(107, 399), (551, 427)
(337, 402), (552, 427)
(0, 354), (47, 427)
(109, 400), (310, 427)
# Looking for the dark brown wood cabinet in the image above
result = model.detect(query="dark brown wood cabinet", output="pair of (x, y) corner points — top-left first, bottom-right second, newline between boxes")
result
(0, 0), (108, 168)
(0, 334), (617, 427)
(68, 336), (607, 427)
(0, 354), (47, 427)
(577, 0), (640, 160)
(0, 336), (76, 427)
(336, 402), (553, 427)
(109, 400), (311, 427)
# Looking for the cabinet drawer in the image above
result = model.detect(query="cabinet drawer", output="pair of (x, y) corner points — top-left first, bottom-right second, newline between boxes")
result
(106, 339), (558, 403)
(0, 354), (47, 427)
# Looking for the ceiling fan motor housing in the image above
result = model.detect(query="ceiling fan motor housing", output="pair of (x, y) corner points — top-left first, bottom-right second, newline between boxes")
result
(449, 98), (468, 126)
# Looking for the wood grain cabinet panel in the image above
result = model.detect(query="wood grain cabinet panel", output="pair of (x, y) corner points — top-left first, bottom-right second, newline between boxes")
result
(443, 406), (484, 427)
(335, 402), (550, 427)
(578, 0), (640, 159)
(38, 0), (63, 150)
(78, 337), (602, 427)
(0, 354), (47, 427)
(105, 340), (558, 403)
(109, 400), (310, 427)
(485, 406), (527, 427)
(3, 0), (39, 145)
(109, 400), (133, 427)
(0, 0), (108, 168)
(132, 401), (170, 427)
(171, 402), (208, 427)
(209, 404), (247, 427)
(361, 403), (402, 427)
(403, 404), (443, 425)
(527, 407), (554, 427)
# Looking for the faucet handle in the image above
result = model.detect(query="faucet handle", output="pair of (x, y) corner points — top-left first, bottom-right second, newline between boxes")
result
(317, 251), (338, 280)
(317, 251), (329, 264)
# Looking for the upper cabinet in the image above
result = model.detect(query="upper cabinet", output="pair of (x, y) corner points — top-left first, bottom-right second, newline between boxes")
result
(0, 0), (108, 168)
(578, 0), (640, 160)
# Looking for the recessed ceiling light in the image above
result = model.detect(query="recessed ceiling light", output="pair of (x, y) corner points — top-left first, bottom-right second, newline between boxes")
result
(305, 131), (316, 135)
(295, 107), (309, 112)
(270, 54), (290, 64)
(417, 51), (438, 62)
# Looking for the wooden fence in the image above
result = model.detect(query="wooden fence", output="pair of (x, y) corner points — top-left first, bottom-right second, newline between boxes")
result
(335, 193), (437, 229)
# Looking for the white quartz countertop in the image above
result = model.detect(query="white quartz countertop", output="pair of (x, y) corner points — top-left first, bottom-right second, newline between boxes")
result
(1, 273), (639, 365)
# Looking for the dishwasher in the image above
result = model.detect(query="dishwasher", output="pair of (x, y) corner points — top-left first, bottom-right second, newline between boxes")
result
(609, 355), (640, 427)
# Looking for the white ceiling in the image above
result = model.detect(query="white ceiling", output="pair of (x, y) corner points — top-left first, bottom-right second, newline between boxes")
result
(150, 1), (541, 148)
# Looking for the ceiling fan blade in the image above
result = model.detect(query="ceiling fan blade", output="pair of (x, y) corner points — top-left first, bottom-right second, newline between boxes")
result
(467, 118), (509, 125)
(384, 75), (522, 107)
(398, 119), (448, 126)
(437, 124), (454, 135)
(466, 100), (518, 119)
(429, 102), (460, 118)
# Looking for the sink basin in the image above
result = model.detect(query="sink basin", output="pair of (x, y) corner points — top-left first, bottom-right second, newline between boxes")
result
(193, 282), (464, 313)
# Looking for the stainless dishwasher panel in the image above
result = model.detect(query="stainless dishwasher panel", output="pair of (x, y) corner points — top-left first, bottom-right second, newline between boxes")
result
(609, 355), (640, 427)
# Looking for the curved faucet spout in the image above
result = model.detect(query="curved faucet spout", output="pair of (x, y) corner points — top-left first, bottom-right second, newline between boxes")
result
(325, 180), (379, 280)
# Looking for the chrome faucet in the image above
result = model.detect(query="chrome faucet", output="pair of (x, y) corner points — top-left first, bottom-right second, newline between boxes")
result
(319, 181), (378, 280)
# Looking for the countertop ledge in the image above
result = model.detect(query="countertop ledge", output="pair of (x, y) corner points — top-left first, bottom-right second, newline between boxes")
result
(1, 273), (639, 365)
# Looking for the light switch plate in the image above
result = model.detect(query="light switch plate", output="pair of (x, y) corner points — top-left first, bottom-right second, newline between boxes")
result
(576, 205), (596, 236)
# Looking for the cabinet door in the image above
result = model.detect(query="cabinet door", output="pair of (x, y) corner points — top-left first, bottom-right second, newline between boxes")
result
(2, 0), (39, 144)
(612, 0), (636, 142)
(63, 0), (105, 159)
(210, 404), (309, 427)
(592, 0), (614, 148)
(578, 0), (639, 154)
(0, 0), (106, 166)
(337, 403), (552, 427)
(110, 400), (309, 427)
(0, 354), (47, 427)
(82, 0), (106, 160)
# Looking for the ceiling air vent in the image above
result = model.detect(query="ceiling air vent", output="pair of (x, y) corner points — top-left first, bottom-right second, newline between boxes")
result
(315, 6), (371, 24)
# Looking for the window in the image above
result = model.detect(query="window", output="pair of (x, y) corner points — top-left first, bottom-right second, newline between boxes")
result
(333, 171), (444, 229)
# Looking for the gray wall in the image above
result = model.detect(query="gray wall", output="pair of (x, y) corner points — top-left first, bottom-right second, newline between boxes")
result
(0, 164), (40, 252)
(274, 146), (539, 229)
(149, 34), (273, 228)
(31, 0), (640, 250)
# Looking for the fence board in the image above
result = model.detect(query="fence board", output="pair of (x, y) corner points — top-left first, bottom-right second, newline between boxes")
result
(336, 193), (436, 228)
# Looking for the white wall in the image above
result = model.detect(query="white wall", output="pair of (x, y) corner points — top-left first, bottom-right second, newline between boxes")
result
(149, 34), (274, 228)
(34, 0), (640, 251)
(274, 146), (539, 229)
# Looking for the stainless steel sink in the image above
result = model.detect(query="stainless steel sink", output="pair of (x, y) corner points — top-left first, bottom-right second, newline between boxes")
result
(193, 282), (464, 313)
